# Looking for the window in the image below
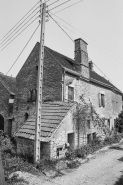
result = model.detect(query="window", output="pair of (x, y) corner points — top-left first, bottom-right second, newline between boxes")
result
(107, 119), (110, 128)
(92, 132), (96, 140)
(99, 93), (105, 107)
(28, 89), (37, 102)
(68, 86), (74, 101)
(24, 113), (29, 121)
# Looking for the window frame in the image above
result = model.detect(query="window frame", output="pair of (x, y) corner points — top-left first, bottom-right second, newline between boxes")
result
(68, 85), (74, 101)
(99, 91), (105, 108)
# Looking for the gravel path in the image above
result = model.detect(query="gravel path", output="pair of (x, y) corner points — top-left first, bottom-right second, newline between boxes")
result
(17, 144), (123, 185)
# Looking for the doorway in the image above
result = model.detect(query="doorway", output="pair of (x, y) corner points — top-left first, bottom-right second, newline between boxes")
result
(67, 133), (74, 150)
(0, 114), (4, 131)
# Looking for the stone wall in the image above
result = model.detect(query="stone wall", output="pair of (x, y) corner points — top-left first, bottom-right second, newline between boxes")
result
(16, 137), (50, 159)
(12, 43), (63, 134)
(0, 82), (10, 134)
(64, 73), (122, 140)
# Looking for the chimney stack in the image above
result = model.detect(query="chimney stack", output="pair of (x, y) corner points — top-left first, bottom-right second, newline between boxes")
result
(74, 38), (89, 79)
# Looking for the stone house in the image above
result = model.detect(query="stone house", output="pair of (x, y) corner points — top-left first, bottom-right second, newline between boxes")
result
(0, 72), (16, 136)
(1, 38), (122, 158)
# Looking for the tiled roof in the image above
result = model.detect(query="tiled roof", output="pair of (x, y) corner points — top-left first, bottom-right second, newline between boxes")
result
(90, 71), (122, 93)
(0, 72), (16, 94)
(44, 46), (122, 93)
(45, 46), (78, 71)
(14, 101), (75, 141)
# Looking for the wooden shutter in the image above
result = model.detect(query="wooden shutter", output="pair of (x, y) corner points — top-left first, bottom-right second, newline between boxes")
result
(98, 93), (101, 107)
(103, 94), (105, 107)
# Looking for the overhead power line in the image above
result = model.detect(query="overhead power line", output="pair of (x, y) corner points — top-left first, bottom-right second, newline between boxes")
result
(48, 13), (74, 42)
(0, 6), (40, 46)
(6, 23), (40, 75)
(51, 14), (123, 62)
(49, 0), (72, 12)
(0, 1), (40, 42)
(48, 0), (60, 7)
(53, 0), (83, 14)
(0, 11), (40, 49)
(0, 16), (39, 52)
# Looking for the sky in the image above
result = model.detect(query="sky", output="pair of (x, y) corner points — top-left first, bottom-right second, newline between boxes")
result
(0, 0), (123, 91)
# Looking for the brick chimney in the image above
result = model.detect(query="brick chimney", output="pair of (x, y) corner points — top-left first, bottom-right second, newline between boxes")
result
(74, 38), (89, 79)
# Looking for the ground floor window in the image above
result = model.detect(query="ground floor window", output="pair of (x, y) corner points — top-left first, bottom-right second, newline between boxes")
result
(92, 132), (96, 140)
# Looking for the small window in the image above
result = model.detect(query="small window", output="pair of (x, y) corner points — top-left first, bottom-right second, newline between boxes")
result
(28, 89), (37, 102)
(99, 93), (105, 108)
(24, 113), (29, 121)
(92, 132), (96, 140)
(107, 119), (110, 128)
(68, 86), (74, 101)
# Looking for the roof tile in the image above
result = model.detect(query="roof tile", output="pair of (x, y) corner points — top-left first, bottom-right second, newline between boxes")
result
(14, 101), (75, 141)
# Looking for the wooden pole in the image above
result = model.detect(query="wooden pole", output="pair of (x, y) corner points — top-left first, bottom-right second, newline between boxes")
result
(34, 1), (46, 163)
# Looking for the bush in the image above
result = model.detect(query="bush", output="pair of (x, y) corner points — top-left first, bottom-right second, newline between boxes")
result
(65, 149), (76, 160)
(36, 157), (57, 172)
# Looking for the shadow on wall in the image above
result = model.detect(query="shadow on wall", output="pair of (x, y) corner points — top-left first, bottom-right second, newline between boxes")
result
(114, 171), (123, 185)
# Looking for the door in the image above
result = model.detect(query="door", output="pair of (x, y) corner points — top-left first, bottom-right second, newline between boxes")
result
(68, 133), (74, 150)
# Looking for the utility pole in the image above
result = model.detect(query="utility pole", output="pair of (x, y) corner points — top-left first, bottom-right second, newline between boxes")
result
(34, 0), (46, 163)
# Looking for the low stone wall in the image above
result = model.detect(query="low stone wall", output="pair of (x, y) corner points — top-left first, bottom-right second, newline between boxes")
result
(15, 137), (51, 159)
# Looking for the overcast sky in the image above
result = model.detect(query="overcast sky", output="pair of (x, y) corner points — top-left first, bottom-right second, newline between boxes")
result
(0, 0), (123, 91)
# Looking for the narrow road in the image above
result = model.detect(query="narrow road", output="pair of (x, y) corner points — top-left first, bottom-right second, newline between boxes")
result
(44, 144), (123, 185)
(18, 143), (123, 185)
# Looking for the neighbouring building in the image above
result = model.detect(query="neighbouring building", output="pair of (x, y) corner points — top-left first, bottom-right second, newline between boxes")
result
(0, 72), (16, 136)
(0, 38), (122, 158)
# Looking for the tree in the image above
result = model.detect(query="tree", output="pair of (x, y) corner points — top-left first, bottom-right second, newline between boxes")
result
(115, 111), (123, 133)
(73, 95), (105, 148)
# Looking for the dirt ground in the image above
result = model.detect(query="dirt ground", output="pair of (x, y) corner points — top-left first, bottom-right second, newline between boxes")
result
(16, 143), (123, 185)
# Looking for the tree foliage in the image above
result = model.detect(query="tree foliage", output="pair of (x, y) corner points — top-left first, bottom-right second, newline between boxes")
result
(116, 111), (123, 133)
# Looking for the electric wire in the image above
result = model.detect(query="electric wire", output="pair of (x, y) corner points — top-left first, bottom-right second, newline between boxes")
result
(6, 23), (40, 75)
(0, 16), (39, 52)
(53, 0), (83, 14)
(48, 13), (74, 42)
(0, 1), (40, 42)
(0, 6), (40, 46)
(51, 13), (123, 62)
(48, 14), (122, 94)
(0, 11), (40, 49)
(0, 21), (39, 57)
(49, 0), (72, 12)
(48, 0), (60, 7)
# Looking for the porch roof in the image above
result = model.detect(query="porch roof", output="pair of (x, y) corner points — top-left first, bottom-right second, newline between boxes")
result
(14, 101), (75, 142)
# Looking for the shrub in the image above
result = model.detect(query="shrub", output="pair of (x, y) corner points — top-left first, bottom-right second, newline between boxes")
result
(65, 149), (76, 160)
(36, 157), (57, 172)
